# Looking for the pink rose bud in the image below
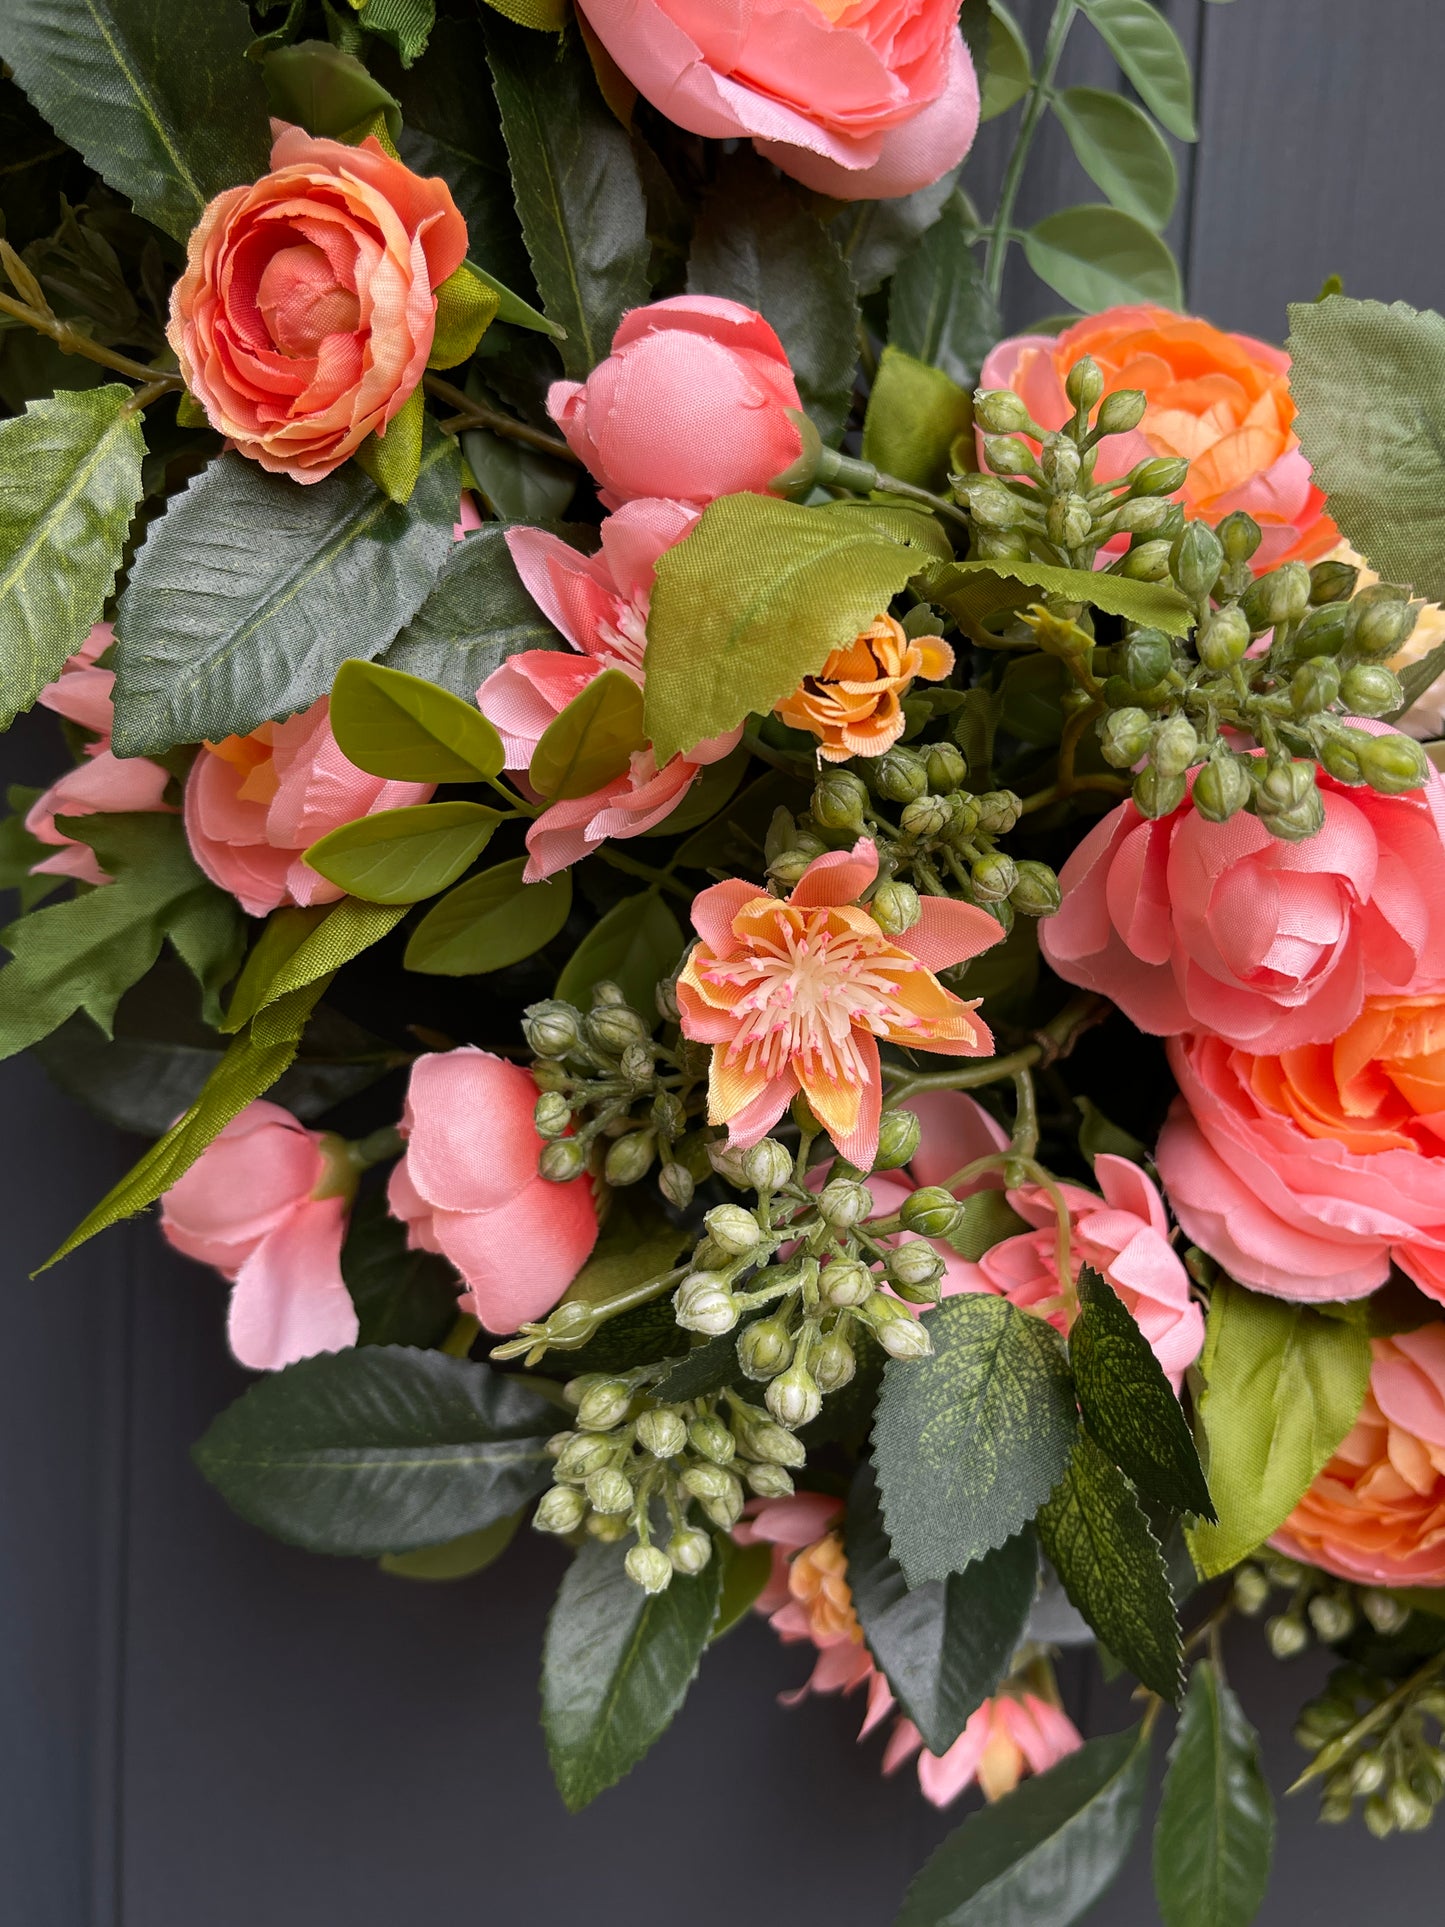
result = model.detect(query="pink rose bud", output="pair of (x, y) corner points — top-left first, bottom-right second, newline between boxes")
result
(159, 1100), (359, 1371)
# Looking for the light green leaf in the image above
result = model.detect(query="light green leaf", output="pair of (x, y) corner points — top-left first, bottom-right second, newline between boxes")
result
(222, 897), (409, 1032)
(710, 1537), (772, 1641)
(896, 1723), (1152, 1927)
(1024, 204), (1182, 314)
(404, 855), (572, 974)
(542, 1537), (722, 1811)
(381, 523), (567, 701)
(1052, 86), (1179, 230)
(982, 2), (1032, 121)
(262, 40), (403, 143)
(111, 428), (461, 756)
(480, 0), (567, 26)
(329, 658), (506, 784)
(1154, 1660), (1274, 1927)
(0, 0), (270, 241)
(356, 0), (434, 64)
(0, 384), (144, 730)
(924, 556), (1193, 637)
(304, 801), (502, 904)
(1187, 1278), (1372, 1579)
(863, 346), (973, 495)
(530, 667), (646, 800)
(342, 1187), (461, 1350)
(352, 383), (425, 505)
(380, 1513), (522, 1581)
(888, 193), (997, 390)
(872, 1295), (1078, 1587)
(193, 1348), (557, 1555)
(1078, 0), (1197, 141)
(555, 889), (683, 1017)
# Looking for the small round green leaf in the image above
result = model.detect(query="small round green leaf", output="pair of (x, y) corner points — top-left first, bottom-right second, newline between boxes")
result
(330, 657), (506, 783)
(1078, 0), (1197, 142)
(403, 856), (572, 975)
(529, 667), (647, 801)
(303, 801), (502, 904)
(1052, 86), (1179, 230)
(1023, 204), (1182, 314)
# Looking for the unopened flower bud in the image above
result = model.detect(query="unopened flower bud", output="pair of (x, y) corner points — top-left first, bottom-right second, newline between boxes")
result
(861, 1295), (933, 1358)
(743, 1138), (794, 1194)
(871, 880), (922, 936)
(539, 1138), (587, 1183)
(1307, 557), (1357, 604)
(1350, 593), (1411, 658)
(736, 1408), (809, 1467)
(680, 1463), (744, 1528)
(687, 1412), (736, 1464)
(944, 789), (981, 840)
(636, 1409), (687, 1459)
(605, 1130), (656, 1187)
(1216, 510), (1262, 566)
(1292, 602), (1351, 659)
(1308, 1593), (1356, 1643)
(585, 1467), (635, 1515)
(745, 1460), (795, 1498)
(1095, 388), (1147, 435)
(584, 1002), (649, 1056)
(1290, 658), (1341, 717)
(886, 1239), (945, 1302)
(983, 433), (1038, 476)
(666, 1526), (713, 1574)
(970, 851), (1018, 904)
(973, 388), (1036, 436)
(619, 1041), (654, 1085)
(812, 769), (869, 832)
(1389, 1782), (1433, 1832)
(899, 1186), (964, 1239)
(651, 1091), (685, 1139)
(556, 1432), (617, 1481)
(1171, 521), (1224, 602)
(523, 1000), (582, 1058)
(658, 1162), (694, 1209)
(820, 1257), (875, 1308)
(1100, 707), (1152, 768)
(1046, 493), (1092, 550)
(819, 1178), (873, 1228)
(1317, 728), (1366, 784)
(738, 1315), (795, 1380)
(1231, 1564), (1270, 1616)
(767, 847), (814, 888)
(874, 1108), (922, 1171)
(675, 1273), (740, 1337)
(1253, 756), (1318, 816)
(1197, 605), (1251, 670)
(577, 1379), (634, 1432)
(705, 1204), (763, 1258)
(1266, 1612), (1310, 1659)
(813, 1327), (857, 1394)
(1242, 562), (1311, 632)
(1361, 1588), (1411, 1634)
(592, 980), (626, 1007)
(924, 742), (968, 794)
(1357, 731), (1429, 796)
(534, 1091), (572, 1139)
(1120, 628), (1173, 690)
(534, 1485), (588, 1535)
(1128, 455), (1190, 498)
(1193, 753), (1252, 824)
(1040, 435), (1083, 490)
(707, 1140), (751, 1188)
(1151, 714), (1199, 778)
(1110, 494), (1172, 537)
(1010, 859), (1062, 917)
(655, 975), (679, 1020)
(964, 476), (1030, 531)
(870, 747), (929, 803)
(1118, 538), (1172, 582)
(1133, 764), (1187, 819)
(1340, 663), (1403, 717)
(624, 1542), (674, 1592)
(1065, 355), (1104, 412)
(766, 1363), (822, 1430)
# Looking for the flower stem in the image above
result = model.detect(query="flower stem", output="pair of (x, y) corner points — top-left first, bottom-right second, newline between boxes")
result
(1289, 1646), (1445, 1793)
(0, 288), (185, 393)
(883, 992), (1106, 1105)
(594, 845), (696, 906)
(422, 372), (581, 464)
(442, 1312), (482, 1358)
(984, 0), (1078, 305)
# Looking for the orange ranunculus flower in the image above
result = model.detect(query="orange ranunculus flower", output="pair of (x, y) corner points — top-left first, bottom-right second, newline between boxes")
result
(979, 305), (1338, 570)
(1272, 1326), (1445, 1587)
(774, 615), (954, 762)
(676, 837), (1001, 1168)
(168, 124), (467, 483)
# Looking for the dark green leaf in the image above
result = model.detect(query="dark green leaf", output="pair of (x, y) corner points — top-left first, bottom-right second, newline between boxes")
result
(342, 1186), (461, 1349)
(1052, 86), (1178, 231)
(111, 429), (461, 756)
(193, 1347), (555, 1555)
(830, 172), (960, 297)
(328, 657), (506, 784)
(555, 889), (682, 1017)
(673, 767), (810, 873)
(888, 194), (997, 389)
(981, 2), (1032, 121)
(381, 523), (566, 700)
(999, 651), (1068, 747)
(925, 556), (1192, 636)
(0, 0), (270, 241)
(1154, 1660), (1274, 1927)
(404, 856), (572, 974)
(639, 741), (749, 838)
(380, 1512), (521, 1581)
(356, 0), (433, 64)
(1023, 204), (1182, 313)
(863, 346), (972, 494)
(262, 39), (402, 143)
(462, 427), (577, 523)
(652, 1329), (750, 1405)
(896, 1722), (1152, 1927)
(1078, 0), (1197, 141)
(542, 1537), (722, 1810)
(1074, 1096), (1147, 1167)
(1038, 1433), (1183, 1701)
(872, 1295), (1078, 1587)
(945, 1188), (1031, 1260)
(530, 667), (646, 800)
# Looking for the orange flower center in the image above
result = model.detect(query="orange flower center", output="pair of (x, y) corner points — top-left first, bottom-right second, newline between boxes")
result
(788, 1531), (863, 1644)
(1242, 993), (1445, 1155)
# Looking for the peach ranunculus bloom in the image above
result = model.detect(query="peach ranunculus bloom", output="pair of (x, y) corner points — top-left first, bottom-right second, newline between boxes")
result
(775, 616), (955, 762)
(1271, 1327), (1445, 1587)
(168, 123), (467, 483)
(1040, 761), (1445, 1055)
(677, 838), (1002, 1169)
(1157, 1002), (1445, 1303)
(548, 297), (804, 509)
(477, 499), (742, 881)
(387, 1048), (598, 1332)
(159, 1099), (360, 1370)
(734, 1492), (1082, 1806)
(24, 622), (171, 885)
(574, 1), (979, 201)
(183, 695), (433, 918)
(978, 306), (1337, 570)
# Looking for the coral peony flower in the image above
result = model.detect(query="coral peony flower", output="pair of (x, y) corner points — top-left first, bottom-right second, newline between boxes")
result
(24, 622), (171, 884)
(478, 499), (741, 881)
(1272, 1327), (1445, 1586)
(1040, 762), (1445, 1054)
(184, 696), (433, 918)
(387, 1047), (598, 1331)
(168, 123), (467, 483)
(677, 839), (1001, 1169)
(775, 616), (955, 762)
(548, 297), (803, 509)
(979, 307), (1337, 570)
(574, 0), (979, 200)
(159, 1099), (359, 1370)
(1157, 1003), (1445, 1302)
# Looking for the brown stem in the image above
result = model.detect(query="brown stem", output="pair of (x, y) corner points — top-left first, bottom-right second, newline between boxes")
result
(422, 372), (580, 464)
(0, 288), (184, 391)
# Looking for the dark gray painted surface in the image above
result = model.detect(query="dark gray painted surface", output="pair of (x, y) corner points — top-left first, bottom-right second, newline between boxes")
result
(4, 2), (1445, 1919)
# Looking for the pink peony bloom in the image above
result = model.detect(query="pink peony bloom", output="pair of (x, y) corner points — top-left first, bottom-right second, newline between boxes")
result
(574, 1), (979, 200)
(1272, 1328), (1445, 1586)
(387, 1047), (598, 1332)
(548, 297), (804, 509)
(183, 695), (433, 917)
(478, 499), (741, 881)
(168, 123), (467, 483)
(159, 1099), (359, 1370)
(25, 623), (171, 885)
(1040, 762), (1445, 1055)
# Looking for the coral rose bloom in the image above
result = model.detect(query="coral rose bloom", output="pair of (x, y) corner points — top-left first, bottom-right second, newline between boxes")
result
(168, 123), (467, 482)
(979, 307), (1337, 569)
(677, 839), (1001, 1168)
(775, 616), (954, 762)
(575, 0), (979, 200)
(1158, 999), (1445, 1302)
(1272, 1328), (1445, 1587)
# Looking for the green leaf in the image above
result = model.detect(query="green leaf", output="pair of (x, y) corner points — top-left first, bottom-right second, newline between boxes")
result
(687, 149), (859, 447)
(542, 1537), (722, 1811)
(351, 382), (424, 505)
(981, 2), (1032, 122)
(111, 428), (461, 757)
(847, 1464), (1037, 1756)
(1188, 1279), (1372, 1579)
(428, 263), (502, 370)
(1154, 1660), (1274, 1927)
(558, 1195), (690, 1317)
(711, 1536), (772, 1641)
(193, 1347), (556, 1556)
(462, 427), (577, 523)
(380, 1512), (521, 1581)
(1023, 204), (1182, 314)
(381, 523), (566, 700)
(329, 658), (506, 784)
(356, 0), (433, 64)
(873, 1295), (1078, 1587)
(555, 889), (682, 1017)
(1287, 296), (1445, 604)
(645, 494), (936, 763)
(0, 0), (270, 242)
(639, 740), (749, 838)
(0, 384), (144, 729)
(945, 1188), (1031, 1261)
(863, 347), (973, 496)
(222, 897), (408, 1032)
(342, 1186), (461, 1350)
(1074, 1096), (1147, 1168)
(888, 194), (998, 390)
(1392, 638), (1445, 722)
(262, 40), (403, 143)
(480, 0), (568, 27)
(1052, 86), (1179, 231)
(924, 556), (1193, 637)
(830, 172), (960, 298)
(404, 856), (572, 975)
(896, 1722), (1152, 1927)
(530, 668), (646, 800)
(303, 800), (502, 905)
(1038, 1433), (1183, 1700)
(1078, 0), (1197, 141)
(485, 16), (649, 379)
(1072, 1265), (1215, 1522)
(0, 786), (59, 912)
